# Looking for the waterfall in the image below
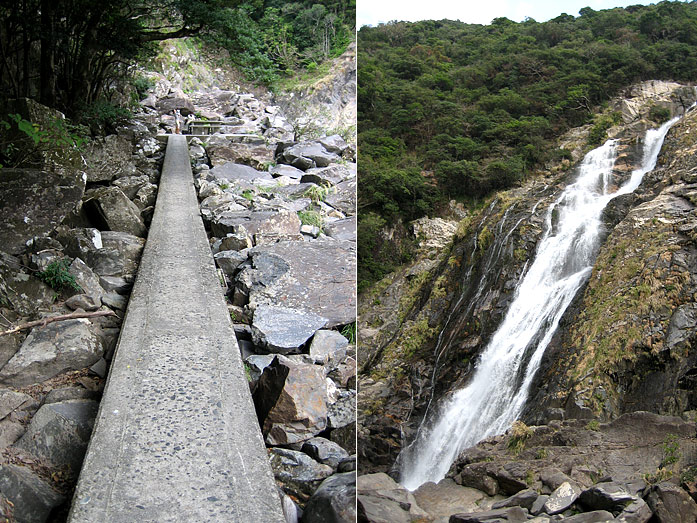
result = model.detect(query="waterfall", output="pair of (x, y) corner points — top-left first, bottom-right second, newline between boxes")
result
(399, 116), (681, 491)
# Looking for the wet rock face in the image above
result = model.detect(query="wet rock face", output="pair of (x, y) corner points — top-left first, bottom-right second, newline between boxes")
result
(527, 104), (697, 423)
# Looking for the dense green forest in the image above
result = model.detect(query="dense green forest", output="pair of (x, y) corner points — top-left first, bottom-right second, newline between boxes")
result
(358, 0), (697, 291)
(0, 0), (355, 117)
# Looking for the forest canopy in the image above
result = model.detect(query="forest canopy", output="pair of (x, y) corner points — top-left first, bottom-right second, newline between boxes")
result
(0, 0), (355, 115)
(358, 0), (697, 290)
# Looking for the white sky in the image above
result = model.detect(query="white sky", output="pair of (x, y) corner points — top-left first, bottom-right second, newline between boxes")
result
(357, 0), (675, 28)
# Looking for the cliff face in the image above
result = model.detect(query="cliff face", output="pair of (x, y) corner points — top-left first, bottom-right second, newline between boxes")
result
(358, 81), (697, 475)
(527, 88), (697, 424)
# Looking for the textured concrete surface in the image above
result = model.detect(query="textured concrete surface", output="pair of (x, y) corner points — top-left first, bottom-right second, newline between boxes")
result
(68, 135), (285, 522)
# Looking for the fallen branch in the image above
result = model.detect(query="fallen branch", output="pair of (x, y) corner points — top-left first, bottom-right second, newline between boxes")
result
(0, 310), (116, 337)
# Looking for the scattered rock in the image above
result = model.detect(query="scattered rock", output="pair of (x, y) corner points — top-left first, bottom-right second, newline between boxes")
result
(83, 134), (135, 183)
(579, 482), (636, 513)
(68, 257), (105, 299)
(65, 294), (101, 311)
(89, 231), (145, 277)
(357, 472), (430, 523)
(324, 216), (356, 242)
(492, 488), (539, 511)
(209, 162), (274, 183)
(412, 479), (492, 519)
(0, 257), (55, 316)
(309, 330), (349, 364)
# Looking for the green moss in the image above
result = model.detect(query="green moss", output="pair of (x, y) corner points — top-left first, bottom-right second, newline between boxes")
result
(478, 225), (494, 251)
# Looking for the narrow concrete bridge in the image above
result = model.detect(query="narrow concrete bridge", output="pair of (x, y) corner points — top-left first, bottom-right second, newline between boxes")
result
(68, 135), (286, 522)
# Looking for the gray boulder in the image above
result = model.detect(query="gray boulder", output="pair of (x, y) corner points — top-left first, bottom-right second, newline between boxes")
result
(270, 164), (304, 181)
(324, 178), (356, 216)
(618, 498), (652, 522)
(83, 187), (146, 237)
(68, 257), (105, 299)
(253, 355), (329, 445)
(563, 511), (617, 522)
(65, 294), (101, 311)
(0, 464), (65, 523)
(133, 183), (158, 210)
(89, 231), (145, 278)
(251, 304), (327, 353)
(309, 330), (349, 364)
(318, 135), (349, 155)
(302, 471), (356, 523)
(214, 250), (248, 278)
(357, 473), (430, 523)
(492, 488), (539, 511)
(0, 319), (103, 387)
(543, 481), (582, 515)
(328, 390), (356, 430)
(301, 437), (350, 471)
(207, 142), (275, 170)
(156, 95), (195, 116)
(59, 228), (103, 261)
(301, 164), (354, 186)
(209, 163), (274, 183)
(211, 210), (301, 243)
(646, 481), (697, 522)
(579, 482), (636, 513)
(324, 216), (356, 242)
(0, 168), (85, 255)
(241, 241), (356, 327)
(269, 448), (333, 502)
(83, 134), (136, 183)
(0, 389), (33, 420)
(112, 175), (150, 200)
(14, 399), (98, 471)
(282, 143), (340, 170)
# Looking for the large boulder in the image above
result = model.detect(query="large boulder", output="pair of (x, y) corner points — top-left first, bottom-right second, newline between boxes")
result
(209, 162), (274, 183)
(58, 228), (103, 261)
(83, 187), (146, 237)
(301, 437), (350, 471)
(240, 240), (356, 327)
(251, 304), (327, 354)
(300, 164), (355, 186)
(0, 168), (85, 255)
(357, 473), (430, 523)
(646, 482), (697, 522)
(68, 257), (106, 299)
(281, 142), (340, 170)
(543, 481), (582, 515)
(207, 143), (275, 170)
(0, 319), (103, 387)
(112, 175), (150, 200)
(88, 231), (145, 278)
(302, 472), (356, 523)
(324, 216), (356, 242)
(210, 210), (301, 244)
(83, 134), (136, 183)
(156, 95), (195, 116)
(0, 464), (65, 523)
(253, 355), (330, 445)
(14, 399), (99, 471)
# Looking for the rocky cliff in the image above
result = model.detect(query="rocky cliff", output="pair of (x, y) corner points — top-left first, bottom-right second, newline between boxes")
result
(358, 81), (697, 481)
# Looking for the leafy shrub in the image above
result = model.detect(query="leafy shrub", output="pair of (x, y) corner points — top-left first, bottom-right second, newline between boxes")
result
(37, 259), (81, 293)
(649, 105), (671, 124)
(131, 75), (155, 99)
(508, 420), (532, 455)
(78, 100), (132, 134)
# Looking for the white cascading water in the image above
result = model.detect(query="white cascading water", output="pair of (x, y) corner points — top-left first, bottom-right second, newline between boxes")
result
(400, 115), (681, 490)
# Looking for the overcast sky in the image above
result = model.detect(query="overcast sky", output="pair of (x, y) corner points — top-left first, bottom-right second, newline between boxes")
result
(357, 0), (672, 28)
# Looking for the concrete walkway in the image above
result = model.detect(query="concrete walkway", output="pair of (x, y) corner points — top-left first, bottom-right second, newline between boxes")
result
(68, 135), (285, 522)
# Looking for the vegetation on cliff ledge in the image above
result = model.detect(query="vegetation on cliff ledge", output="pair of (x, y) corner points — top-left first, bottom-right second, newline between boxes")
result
(358, 1), (697, 289)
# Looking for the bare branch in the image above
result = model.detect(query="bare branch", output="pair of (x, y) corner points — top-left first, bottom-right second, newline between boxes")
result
(0, 310), (117, 337)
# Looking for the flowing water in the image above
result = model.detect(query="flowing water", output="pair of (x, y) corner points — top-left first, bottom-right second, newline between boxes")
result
(400, 116), (681, 490)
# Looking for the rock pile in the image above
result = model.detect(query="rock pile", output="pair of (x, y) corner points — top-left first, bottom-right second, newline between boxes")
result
(0, 99), (164, 519)
(178, 86), (357, 522)
(358, 412), (697, 522)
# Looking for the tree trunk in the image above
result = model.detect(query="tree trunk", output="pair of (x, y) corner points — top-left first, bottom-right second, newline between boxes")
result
(39, 0), (55, 106)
